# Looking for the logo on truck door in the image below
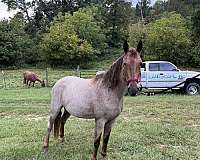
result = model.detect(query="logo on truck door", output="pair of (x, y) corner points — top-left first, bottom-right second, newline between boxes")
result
(149, 73), (186, 80)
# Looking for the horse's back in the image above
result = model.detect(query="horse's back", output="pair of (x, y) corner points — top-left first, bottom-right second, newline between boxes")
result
(53, 76), (95, 98)
(53, 76), (92, 88)
(52, 76), (97, 118)
(24, 71), (38, 81)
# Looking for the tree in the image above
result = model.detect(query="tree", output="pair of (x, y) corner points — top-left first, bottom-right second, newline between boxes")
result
(102, 0), (134, 47)
(191, 10), (200, 40)
(40, 8), (107, 67)
(190, 10), (200, 66)
(1, 0), (33, 23)
(128, 22), (146, 49)
(0, 16), (38, 67)
(153, 0), (168, 15)
(145, 13), (191, 65)
(168, 0), (200, 18)
(135, 0), (151, 20)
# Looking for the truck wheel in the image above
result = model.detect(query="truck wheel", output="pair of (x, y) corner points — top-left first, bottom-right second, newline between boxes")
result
(185, 82), (200, 95)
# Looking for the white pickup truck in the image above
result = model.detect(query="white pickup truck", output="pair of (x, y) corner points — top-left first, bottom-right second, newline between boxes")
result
(140, 61), (200, 95)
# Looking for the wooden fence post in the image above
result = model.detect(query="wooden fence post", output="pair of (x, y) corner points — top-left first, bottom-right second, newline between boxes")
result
(2, 70), (6, 88)
(45, 68), (49, 87)
(76, 65), (80, 77)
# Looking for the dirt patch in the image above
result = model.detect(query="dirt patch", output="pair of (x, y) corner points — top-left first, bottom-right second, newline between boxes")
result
(25, 114), (47, 121)
(186, 124), (200, 128)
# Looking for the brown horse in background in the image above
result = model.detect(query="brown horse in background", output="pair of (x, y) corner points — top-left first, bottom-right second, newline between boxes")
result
(23, 71), (45, 87)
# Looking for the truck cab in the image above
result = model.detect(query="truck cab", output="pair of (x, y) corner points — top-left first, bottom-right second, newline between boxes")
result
(140, 61), (200, 95)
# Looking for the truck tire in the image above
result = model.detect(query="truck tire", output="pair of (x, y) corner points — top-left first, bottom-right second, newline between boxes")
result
(185, 82), (200, 95)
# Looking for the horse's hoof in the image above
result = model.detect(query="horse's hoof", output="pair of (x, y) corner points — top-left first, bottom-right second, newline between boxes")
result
(43, 146), (48, 155)
(59, 137), (65, 144)
(101, 151), (107, 157)
(91, 155), (97, 160)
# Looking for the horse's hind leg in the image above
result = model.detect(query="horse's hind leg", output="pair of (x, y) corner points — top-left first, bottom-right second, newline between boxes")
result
(101, 119), (115, 157)
(92, 119), (105, 160)
(59, 108), (70, 143)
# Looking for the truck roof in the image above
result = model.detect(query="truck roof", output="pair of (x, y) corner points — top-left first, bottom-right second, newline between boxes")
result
(144, 61), (170, 63)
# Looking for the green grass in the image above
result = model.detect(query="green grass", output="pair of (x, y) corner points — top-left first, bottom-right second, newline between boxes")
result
(0, 87), (200, 160)
(0, 69), (81, 89)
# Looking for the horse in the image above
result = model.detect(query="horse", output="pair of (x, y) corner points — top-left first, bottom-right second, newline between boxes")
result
(43, 40), (143, 160)
(23, 71), (45, 87)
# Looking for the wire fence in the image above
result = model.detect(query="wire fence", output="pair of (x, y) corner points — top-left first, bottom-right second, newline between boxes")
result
(0, 68), (98, 89)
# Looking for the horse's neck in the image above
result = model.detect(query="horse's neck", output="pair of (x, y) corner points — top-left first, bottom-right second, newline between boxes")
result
(113, 80), (127, 99)
(98, 79), (126, 100)
(36, 78), (42, 83)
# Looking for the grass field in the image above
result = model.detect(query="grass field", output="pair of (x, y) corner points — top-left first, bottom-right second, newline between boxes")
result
(0, 87), (200, 160)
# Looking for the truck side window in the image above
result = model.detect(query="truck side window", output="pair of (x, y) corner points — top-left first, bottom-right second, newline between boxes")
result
(160, 63), (176, 71)
(149, 63), (159, 71)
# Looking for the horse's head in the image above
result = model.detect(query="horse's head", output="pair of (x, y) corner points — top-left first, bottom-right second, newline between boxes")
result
(41, 80), (45, 87)
(122, 40), (143, 96)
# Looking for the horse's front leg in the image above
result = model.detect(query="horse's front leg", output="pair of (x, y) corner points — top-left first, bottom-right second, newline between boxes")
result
(23, 78), (26, 84)
(29, 81), (31, 87)
(92, 119), (105, 160)
(101, 119), (115, 157)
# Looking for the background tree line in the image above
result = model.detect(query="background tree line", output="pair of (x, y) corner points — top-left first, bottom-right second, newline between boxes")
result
(0, 0), (200, 68)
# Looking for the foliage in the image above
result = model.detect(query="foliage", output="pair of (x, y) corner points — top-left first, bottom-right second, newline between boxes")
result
(168, 0), (200, 18)
(40, 8), (107, 67)
(0, 16), (38, 67)
(1, 0), (200, 68)
(190, 10), (200, 66)
(145, 13), (192, 65)
(153, 0), (168, 15)
(135, 0), (151, 19)
(101, 0), (134, 47)
(191, 42), (200, 66)
(191, 10), (200, 40)
(128, 22), (146, 49)
(1, 0), (32, 22)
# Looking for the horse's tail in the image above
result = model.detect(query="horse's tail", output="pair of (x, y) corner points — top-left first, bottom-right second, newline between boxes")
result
(54, 110), (62, 138)
(51, 84), (63, 138)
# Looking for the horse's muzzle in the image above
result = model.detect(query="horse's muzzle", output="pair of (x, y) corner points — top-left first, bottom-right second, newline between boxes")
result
(127, 83), (141, 96)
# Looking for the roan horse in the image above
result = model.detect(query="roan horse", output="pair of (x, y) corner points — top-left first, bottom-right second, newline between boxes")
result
(23, 71), (45, 87)
(43, 41), (143, 160)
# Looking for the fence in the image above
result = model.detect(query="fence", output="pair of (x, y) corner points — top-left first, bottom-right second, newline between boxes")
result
(0, 68), (98, 89)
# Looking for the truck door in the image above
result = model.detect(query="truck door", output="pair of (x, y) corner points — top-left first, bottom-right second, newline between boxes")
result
(147, 62), (180, 88)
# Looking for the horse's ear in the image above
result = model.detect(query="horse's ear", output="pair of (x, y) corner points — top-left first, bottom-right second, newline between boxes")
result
(123, 40), (129, 53)
(136, 40), (143, 53)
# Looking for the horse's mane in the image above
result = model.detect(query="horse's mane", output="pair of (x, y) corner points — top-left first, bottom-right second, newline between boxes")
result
(94, 55), (124, 89)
